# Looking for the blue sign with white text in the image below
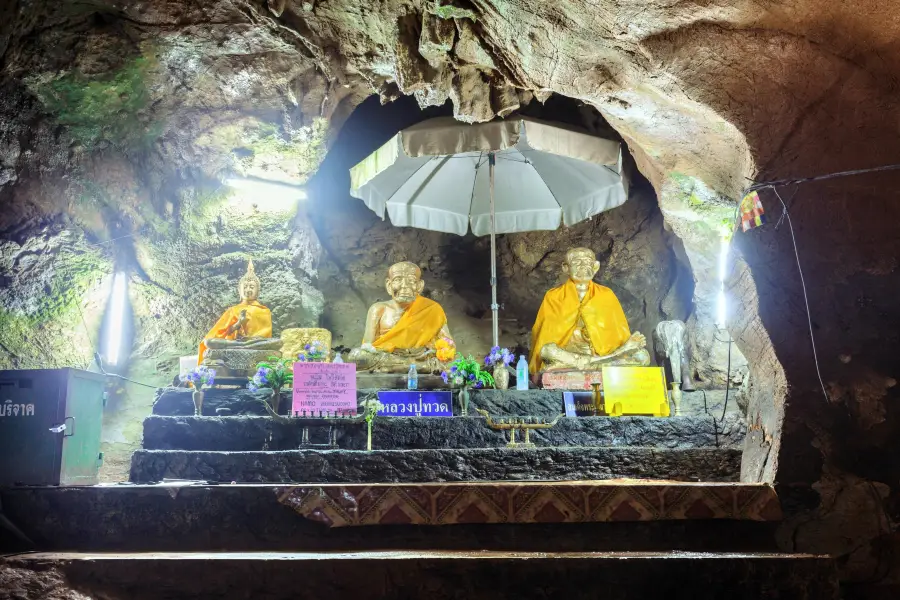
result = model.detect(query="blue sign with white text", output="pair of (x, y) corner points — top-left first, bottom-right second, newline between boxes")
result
(377, 391), (453, 417)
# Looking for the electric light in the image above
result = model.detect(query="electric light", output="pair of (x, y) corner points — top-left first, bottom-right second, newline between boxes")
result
(104, 272), (128, 366)
(225, 176), (307, 212)
(716, 233), (730, 329)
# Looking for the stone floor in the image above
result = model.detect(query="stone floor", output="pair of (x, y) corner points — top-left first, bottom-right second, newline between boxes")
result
(0, 551), (838, 600)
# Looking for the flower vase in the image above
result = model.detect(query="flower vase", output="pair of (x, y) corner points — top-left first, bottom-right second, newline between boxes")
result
(493, 365), (510, 390)
(458, 387), (470, 416)
(270, 386), (282, 415)
(192, 390), (204, 416)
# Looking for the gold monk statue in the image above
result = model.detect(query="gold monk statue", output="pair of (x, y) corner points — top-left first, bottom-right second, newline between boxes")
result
(198, 259), (281, 363)
(529, 247), (650, 373)
(348, 261), (454, 373)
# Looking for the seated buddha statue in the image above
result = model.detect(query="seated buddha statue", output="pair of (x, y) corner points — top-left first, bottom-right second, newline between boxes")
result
(529, 247), (650, 374)
(198, 259), (282, 367)
(348, 261), (454, 374)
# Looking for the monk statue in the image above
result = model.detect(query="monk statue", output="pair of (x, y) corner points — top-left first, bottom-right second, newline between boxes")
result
(198, 259), (282, 370)
(529, 247), (651, 374)
(348, 261), (454, 374)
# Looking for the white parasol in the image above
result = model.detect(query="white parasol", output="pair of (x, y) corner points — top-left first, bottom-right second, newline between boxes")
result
(349, 116), (628, 347)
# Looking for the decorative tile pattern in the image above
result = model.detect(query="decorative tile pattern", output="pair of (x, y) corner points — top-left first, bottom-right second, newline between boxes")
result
(275, 481), (781, 528)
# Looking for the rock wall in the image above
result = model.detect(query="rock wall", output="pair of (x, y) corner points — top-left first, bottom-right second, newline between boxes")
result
(2, 0), (900, 595)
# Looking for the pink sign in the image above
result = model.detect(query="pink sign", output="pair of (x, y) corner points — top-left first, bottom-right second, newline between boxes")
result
(292, 362), (357, 416)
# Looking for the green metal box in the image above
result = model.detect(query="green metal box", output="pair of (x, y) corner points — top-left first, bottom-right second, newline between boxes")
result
(0, 369), (105, 486)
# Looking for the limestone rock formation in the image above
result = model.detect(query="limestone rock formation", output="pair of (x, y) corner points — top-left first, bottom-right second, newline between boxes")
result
(1, 0), (899, 593)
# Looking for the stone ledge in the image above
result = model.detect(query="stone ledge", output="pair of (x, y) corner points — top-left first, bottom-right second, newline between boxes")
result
(141, 414), (746, 451)
(129, 447), (742, 484)
(0, 551), (837, 600)
(151, 387), (743, 419)
(0, 483), (781, 554)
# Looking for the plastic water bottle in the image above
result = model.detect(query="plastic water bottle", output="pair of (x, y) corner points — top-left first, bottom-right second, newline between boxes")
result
(407, 364), (418, 390)
(516, 355), (529, 390)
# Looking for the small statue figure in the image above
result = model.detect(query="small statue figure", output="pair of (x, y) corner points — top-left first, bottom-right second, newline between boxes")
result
(529, 247), (650, 373)
(198, 259), (282, 365)
(654, 320), (694, 391)
(348, 261), (454, 373)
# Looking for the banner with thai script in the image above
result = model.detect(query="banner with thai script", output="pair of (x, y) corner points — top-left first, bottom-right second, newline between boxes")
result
(376, 391), (453, 417)
(563, 392), (596, 417)
(292, 362), (357, 415)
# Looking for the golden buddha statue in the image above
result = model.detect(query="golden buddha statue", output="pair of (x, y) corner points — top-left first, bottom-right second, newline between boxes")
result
(348, 261), (454, 374)
(529, 247), (650, 373)
(198, 259), (282, 366)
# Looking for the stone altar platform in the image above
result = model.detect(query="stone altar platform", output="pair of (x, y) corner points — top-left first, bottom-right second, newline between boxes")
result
(129, 447), (741, 484)
(141, 414), (746, 451)
(152, 386), (744, 419)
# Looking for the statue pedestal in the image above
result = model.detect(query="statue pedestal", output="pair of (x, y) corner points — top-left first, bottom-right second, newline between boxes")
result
(203, 348), (282, 378)
(541, 369), (603, 390)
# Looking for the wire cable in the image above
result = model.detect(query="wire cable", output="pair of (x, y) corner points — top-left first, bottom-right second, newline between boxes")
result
(745, 162), (900, 193)
(770, 187), (830, 402)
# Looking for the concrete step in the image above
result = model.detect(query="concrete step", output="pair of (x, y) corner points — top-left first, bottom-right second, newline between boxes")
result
(0, 551), (838, 599)
(129, 446), (742, 484)
(0, 482), (782, 554)
(141, 414), (746, 451)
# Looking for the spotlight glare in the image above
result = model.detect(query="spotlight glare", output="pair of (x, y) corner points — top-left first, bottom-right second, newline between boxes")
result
(716, 289), (727, 330)
(225, 176), (307, 211)
(718, 237), (729, 283)
(105, 272), (127, 366)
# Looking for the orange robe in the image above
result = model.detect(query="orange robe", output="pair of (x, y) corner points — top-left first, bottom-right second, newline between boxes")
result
(529, 280), (631, 373)
(197, 301), (273, 363)
(371, 296), (448, 352)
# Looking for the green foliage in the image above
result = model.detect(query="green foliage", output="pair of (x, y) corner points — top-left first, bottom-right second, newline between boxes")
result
(429, 2), (477, 20)
(28, 55), (163, 153)
(237, 118), (330, 182)
(248, 357), (294, 391)
(442, 354), (495, 389)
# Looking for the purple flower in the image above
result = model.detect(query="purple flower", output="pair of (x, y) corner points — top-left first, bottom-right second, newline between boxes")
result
(304, 344), (311, 351)
(441, 372), (449, 384)
(475, 380), (483, 389)
(468, 373), (475, 381)
(450, 366), (457, 373)
(484, 356), (491, 366)
(297, 355), (307, 362)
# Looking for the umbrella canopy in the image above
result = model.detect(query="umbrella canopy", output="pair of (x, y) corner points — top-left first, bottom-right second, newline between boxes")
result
(349, 116), (629, 348)
(349, 116), (628, 236)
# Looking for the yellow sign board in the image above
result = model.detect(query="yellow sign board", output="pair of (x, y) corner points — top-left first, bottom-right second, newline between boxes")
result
(601, 366), (670, 417)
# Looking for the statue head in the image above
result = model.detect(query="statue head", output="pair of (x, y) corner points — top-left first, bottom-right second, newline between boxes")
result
(239, 259), (261, 302)
(562, 247), (600, 283)
(385, 261), (424, 305)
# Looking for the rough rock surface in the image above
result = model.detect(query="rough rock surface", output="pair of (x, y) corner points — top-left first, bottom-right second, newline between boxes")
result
(0, 553), (838, 600)
(0, 485), (779, 554)
(129, 447), (742, 484)
(0, 0), (898, 593)
(141, 414), (746, 451)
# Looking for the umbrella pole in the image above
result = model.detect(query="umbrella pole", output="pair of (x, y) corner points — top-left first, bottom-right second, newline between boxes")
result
(489, 152), (499, 348)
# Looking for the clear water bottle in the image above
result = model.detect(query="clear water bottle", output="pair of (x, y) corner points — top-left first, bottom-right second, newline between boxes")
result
(516, 355), (529, 390)
(407, 364), (418, 390)
(333, 353), (344, 364)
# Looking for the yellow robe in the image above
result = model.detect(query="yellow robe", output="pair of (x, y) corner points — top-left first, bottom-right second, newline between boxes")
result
(197, 301), (273, 364)
(372, 296), (447, 352)
(529, 280), (631, 373)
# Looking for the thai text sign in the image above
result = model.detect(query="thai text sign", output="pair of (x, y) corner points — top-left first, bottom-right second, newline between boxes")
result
(292, 362), (357, 415)
(601, 366), (670, 417)
(376, 391), (453, 417)
(563, 392), (596, 417)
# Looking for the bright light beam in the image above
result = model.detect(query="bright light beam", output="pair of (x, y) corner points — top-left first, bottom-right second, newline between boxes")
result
(104, 272), (127, 366)
(225, 176), (307, 212)
(716, 235), (730, 329)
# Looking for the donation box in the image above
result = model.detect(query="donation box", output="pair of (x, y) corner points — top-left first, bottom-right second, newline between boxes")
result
(0, 368), (105, 486)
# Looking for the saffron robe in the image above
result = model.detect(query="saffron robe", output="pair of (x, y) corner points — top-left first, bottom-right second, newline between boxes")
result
(197, 301), (273, 364)
(528, 280), (631, 373)
(372, 296), (448, 352)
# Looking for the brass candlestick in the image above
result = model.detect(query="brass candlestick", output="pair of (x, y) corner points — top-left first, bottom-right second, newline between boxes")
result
(475, 409), (564, 448)
(591, 382), (605, 416)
